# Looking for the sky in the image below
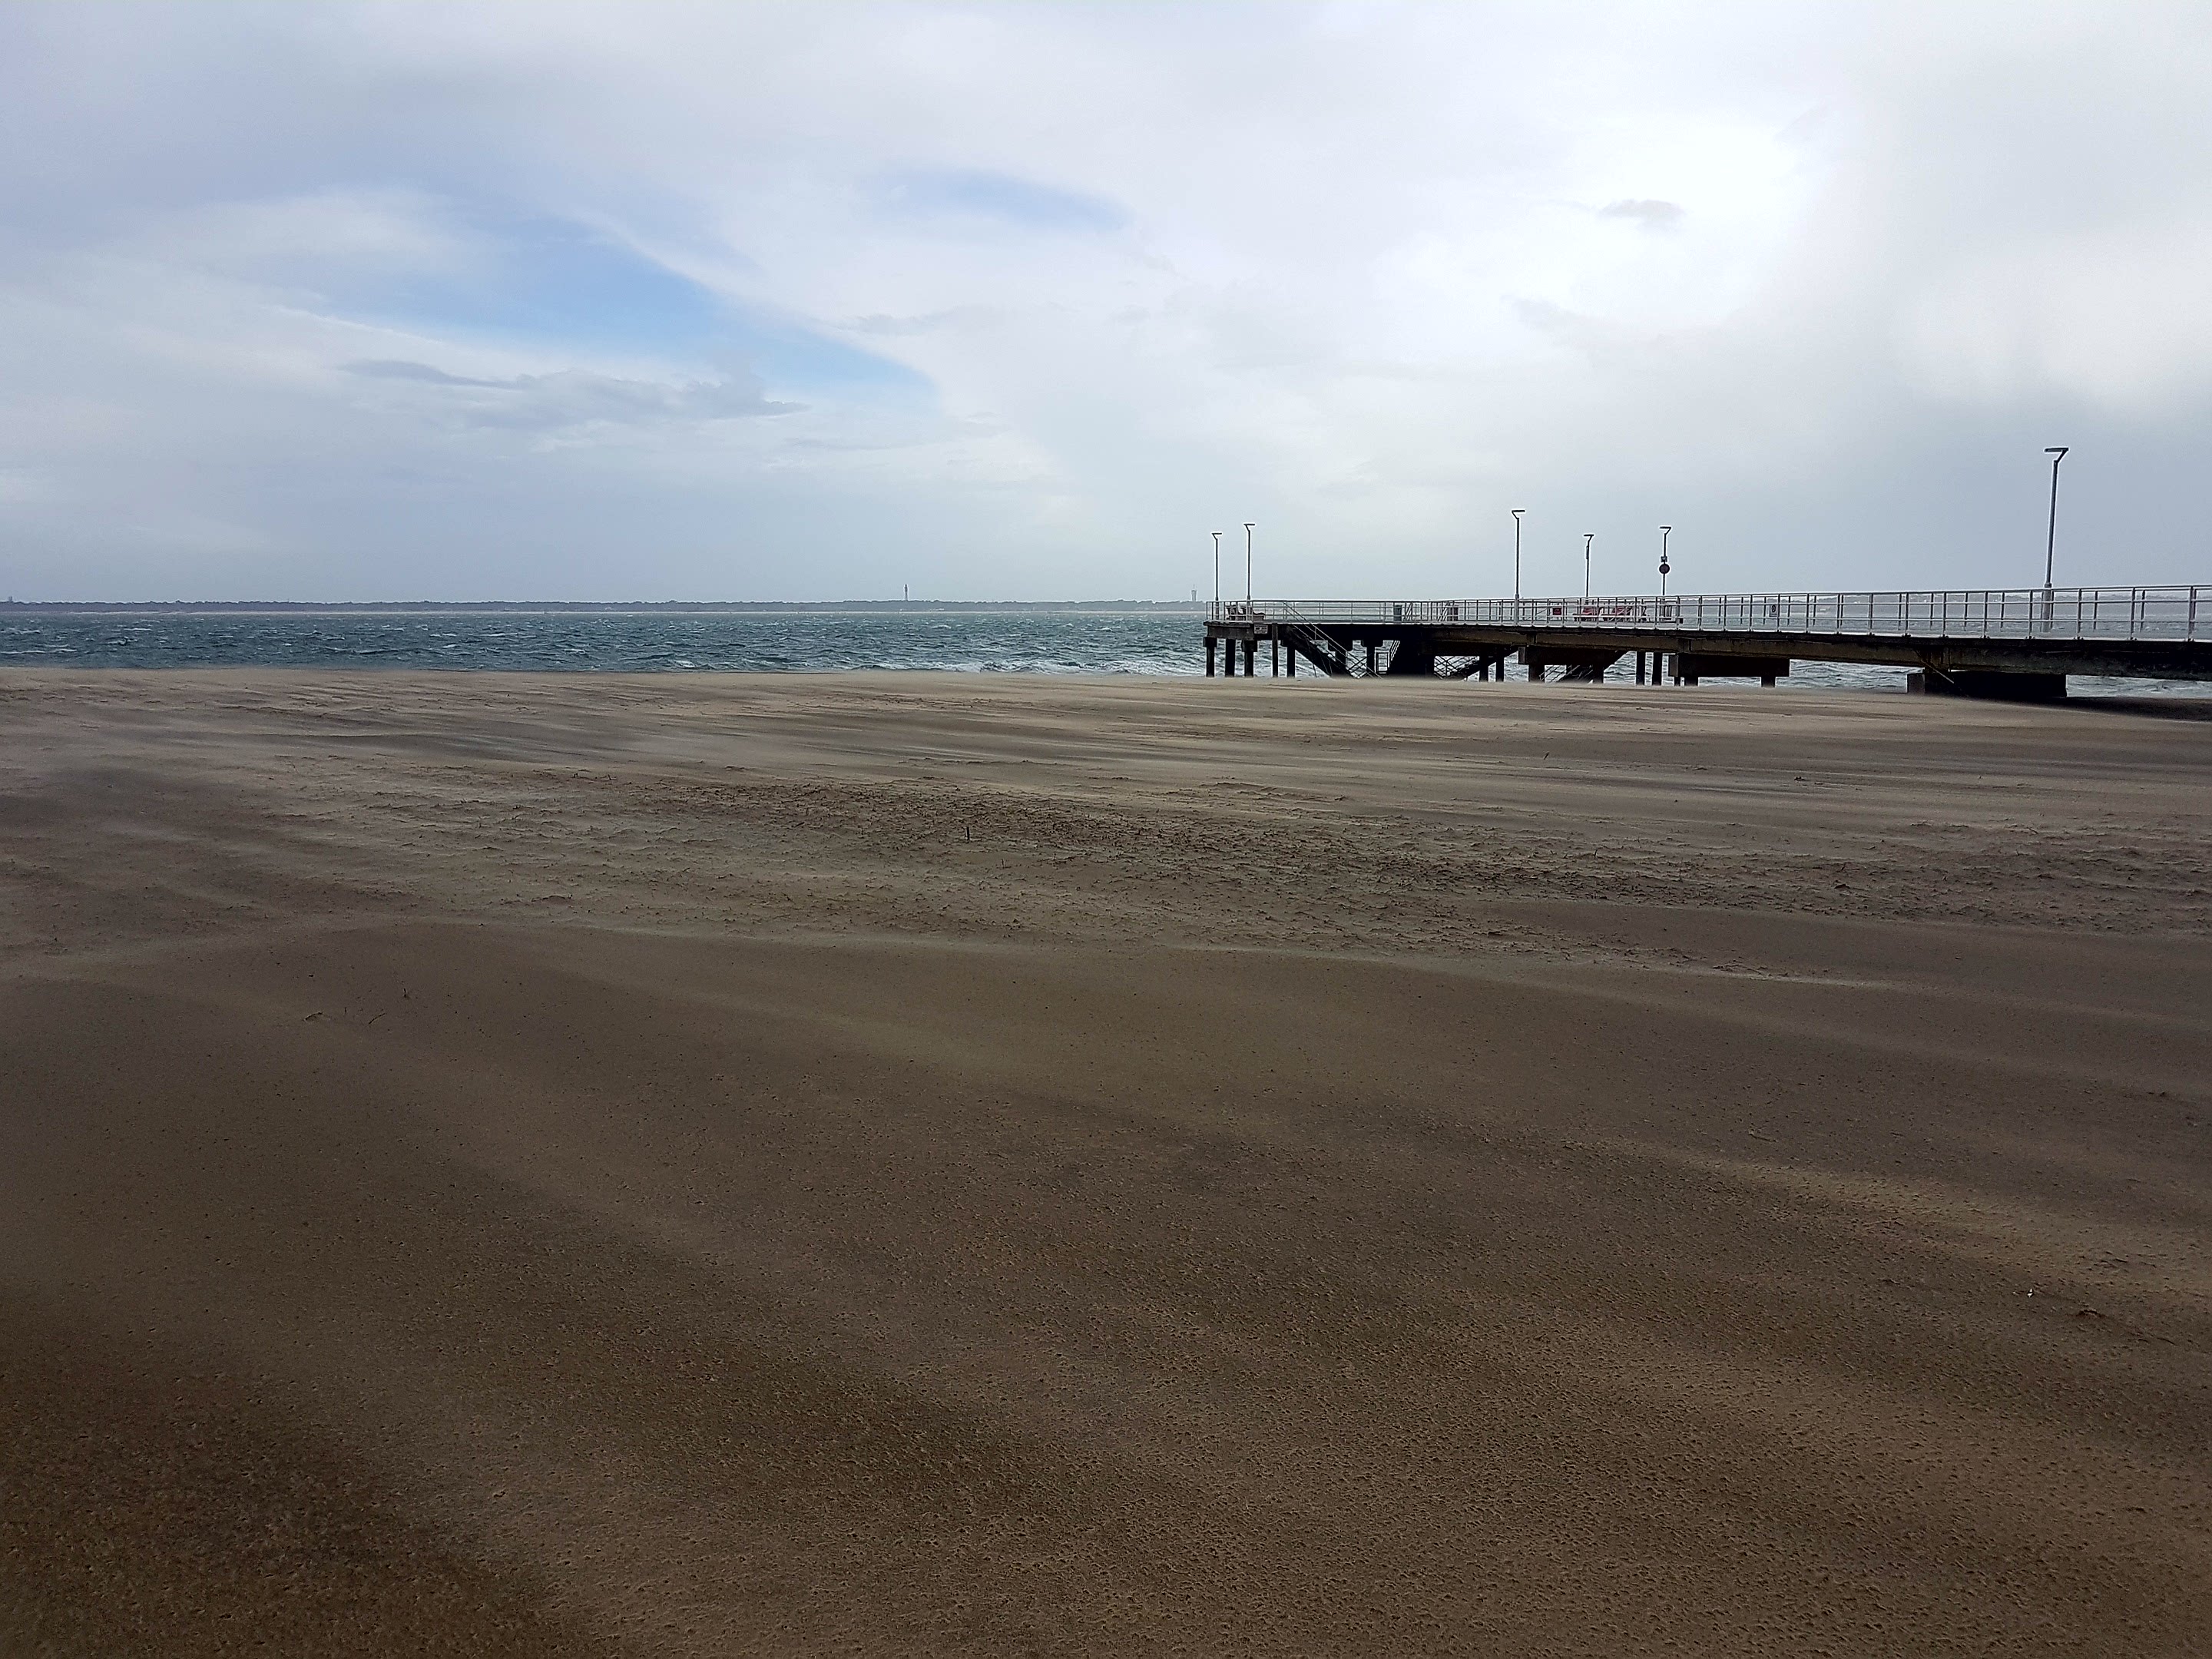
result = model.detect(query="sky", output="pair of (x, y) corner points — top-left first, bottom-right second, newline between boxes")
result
(2, 1), (2210, 601)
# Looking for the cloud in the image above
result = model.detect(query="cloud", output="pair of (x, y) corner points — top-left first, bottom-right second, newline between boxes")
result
(341, 359), (800, 429)
(873, 168), (1131, 235)
(847, 306), (1003, 338)
(2, 2), (2210, 599)
(1899, 220), (2212, 412)
(1598, 198), (1687, 231)
(345, 359), (508, 388)
(131, 188), (477, 284)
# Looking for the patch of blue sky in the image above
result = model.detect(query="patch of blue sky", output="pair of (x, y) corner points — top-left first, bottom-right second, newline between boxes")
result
(354, 206), (929, 397)
(876, 167), (1128, 234)
(378, 214), (721, 354)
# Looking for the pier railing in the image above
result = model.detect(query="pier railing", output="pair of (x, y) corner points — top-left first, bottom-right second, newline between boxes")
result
(1218, 586), (2207, 641)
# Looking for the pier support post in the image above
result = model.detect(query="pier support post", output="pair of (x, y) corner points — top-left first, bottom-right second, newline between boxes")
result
(1206, 637), (1216, 677)
(1365, 641), (1378, 676)
(1243, 638), (1256, 677)
(1529, 662), (1545, 682)
(1271, 637), (1280, 676)
(1635, 651), (1646, 684)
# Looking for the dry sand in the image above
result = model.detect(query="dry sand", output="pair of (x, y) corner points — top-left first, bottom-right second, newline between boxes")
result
(2, 669), (2208, 1656)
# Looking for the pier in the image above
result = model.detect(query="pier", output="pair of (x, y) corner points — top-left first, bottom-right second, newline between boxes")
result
(1204, 584), (2212, 697)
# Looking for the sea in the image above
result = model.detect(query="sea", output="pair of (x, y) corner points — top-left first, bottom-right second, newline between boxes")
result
(2, 608), (2204, 698)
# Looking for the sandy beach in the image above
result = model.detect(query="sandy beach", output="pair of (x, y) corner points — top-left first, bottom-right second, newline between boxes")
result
(2, 669), (2208, 1656)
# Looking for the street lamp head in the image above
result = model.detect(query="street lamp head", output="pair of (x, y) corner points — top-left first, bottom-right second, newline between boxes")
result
(2045, 446), (2068, 455)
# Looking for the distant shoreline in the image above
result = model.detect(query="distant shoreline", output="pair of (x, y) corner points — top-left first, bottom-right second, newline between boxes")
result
(0, 600), (1210, 616)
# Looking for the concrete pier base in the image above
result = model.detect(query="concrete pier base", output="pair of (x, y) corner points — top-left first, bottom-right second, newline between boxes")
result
(1908, 669), (2067, 701)
(1677, 653), (1790, 685)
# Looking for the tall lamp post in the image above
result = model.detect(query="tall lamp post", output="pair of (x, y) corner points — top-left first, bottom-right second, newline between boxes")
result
(2043, 446), (2069, 591)
(1243, 522), (1255, 610)
(1512, 508), (1525, 603)
(1211, 531), (1222, 618)
(1658, 525), (1672, 597)
(1583, 533), (1594, 601)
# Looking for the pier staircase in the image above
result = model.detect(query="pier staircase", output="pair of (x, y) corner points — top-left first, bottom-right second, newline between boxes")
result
(1273, 609), (1366, 676)
(1271, 610), (1518, 680)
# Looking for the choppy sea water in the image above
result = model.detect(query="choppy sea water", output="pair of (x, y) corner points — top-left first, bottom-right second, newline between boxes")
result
(1, 611), (1201, 677)
(2, 609), (2204, 698)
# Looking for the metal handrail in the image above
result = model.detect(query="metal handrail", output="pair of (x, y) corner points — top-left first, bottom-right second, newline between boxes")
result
(1231, 586), (2207, 642)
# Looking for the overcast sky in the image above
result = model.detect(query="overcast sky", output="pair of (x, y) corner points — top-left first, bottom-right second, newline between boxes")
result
(3, 2), (2209, 601)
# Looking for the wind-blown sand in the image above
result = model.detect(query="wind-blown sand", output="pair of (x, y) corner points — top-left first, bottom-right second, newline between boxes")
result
(2, 669), (2208, 1656)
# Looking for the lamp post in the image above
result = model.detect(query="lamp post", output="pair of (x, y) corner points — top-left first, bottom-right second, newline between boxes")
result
(1512, 508), (1525, 603)
(1658, 525), (1672, 597)
(1211, 531), (1222, 618)
(1243, 522), (1255, 610)
(1584, 533), (1594, 601)
(2043, 446), (2068, 591)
